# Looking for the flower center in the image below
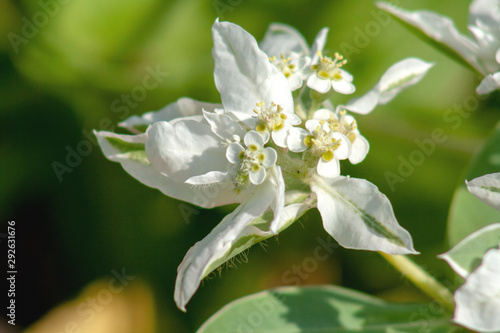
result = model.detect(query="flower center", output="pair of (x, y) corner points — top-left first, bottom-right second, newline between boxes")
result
(253, 101), (287, 133)
(232, 142), (274, 190)
(269, 53), (296, 78)
(311, 52), (347, 80)
(306, 121), (343, 161)
(337, 110), (357, 143)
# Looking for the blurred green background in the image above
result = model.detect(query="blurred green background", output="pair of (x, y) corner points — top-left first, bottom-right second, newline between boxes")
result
(1, 0), (499, 332)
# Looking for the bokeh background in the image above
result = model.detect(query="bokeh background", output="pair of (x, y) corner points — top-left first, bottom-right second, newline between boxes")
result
(1, 0), (499, 332)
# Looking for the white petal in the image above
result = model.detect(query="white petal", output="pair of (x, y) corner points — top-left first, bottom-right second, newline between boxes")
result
(203, 110), (245, 140)
(212, 20), (293, 121)
(331, 132), (352, 160)
(95, 130), (237, 208)
(186, 171), (231, 185)
(454, 246), (500, 332)
(244, 130), (265, 149)
(342, 89), (380, 115)
(305, 118), (322, 133)
(287, 74), (303, 91)
(271, 123), (292, 148)
(317, 158), (340, 178)
(261, 147), (277, 167)
(331, 79), (356, 95)
(377, 2), (482, 74)
(312, 108), (336, 120)
(174, 180), (277, 311)
(349, 134), (370, 164)
(466, 173), (500, 210)
(259, 23), (309, 58)
(310, 28), (329, 64)
(307, 75), (332, 93)
(469, 0), (500, 30)
(145, 119), (226, 182)
(268, 166), (286, 234)
(339, 68), (353, 82)
(311, 176), (418, 254)
(378, 58), (435, 104)
(344, 58), (434, 114)
(226, 142), (245, 164)
(476, 72), (500, 94)
(249, 166), (266, 185)
(119, 97), (222, 134)
(257, 130), (270, 144)
(287, 127), (310, 153)
(285, 112), (302, 126)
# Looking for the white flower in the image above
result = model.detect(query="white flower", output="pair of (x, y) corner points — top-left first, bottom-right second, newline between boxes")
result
(212, 19), (299, 148)
(251, 101), (301, 147)
(287, 116), (352, 178)
(268, 52), (310, 91)
(311, 108), (369, 164)
(260, 23), (328, 91)
(95, 19), (427, 313)
(307, 51), (356, 95)
(378, 0), (500, 95)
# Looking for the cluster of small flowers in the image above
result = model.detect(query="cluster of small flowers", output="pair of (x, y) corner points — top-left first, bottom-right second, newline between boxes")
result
(95, 19), (433, 311)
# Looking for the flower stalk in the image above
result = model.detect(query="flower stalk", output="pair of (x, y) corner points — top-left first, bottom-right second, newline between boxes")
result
(379, 252), (455, 312)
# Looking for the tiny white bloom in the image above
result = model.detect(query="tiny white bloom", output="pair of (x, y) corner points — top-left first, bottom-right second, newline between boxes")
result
(307, 51), (356, 95)
(251, 101), (301, 147)
(287, 115), (351, 178)
(260, 24), (328, 91)
(269, 52), (310, 91)
(312, 108), (369, 164)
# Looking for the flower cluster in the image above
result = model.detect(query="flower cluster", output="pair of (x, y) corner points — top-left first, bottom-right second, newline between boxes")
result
(378, 0), (500, 95)
(95, 20), (433, 311)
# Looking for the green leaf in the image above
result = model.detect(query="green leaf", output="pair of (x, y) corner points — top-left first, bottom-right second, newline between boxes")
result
(440, 224), (500, 278)
(105, 136), (149, 165)
(447, 123), (500, 246)
(198, 285), (460, 333)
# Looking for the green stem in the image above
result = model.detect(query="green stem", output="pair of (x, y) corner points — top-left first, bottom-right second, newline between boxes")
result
(379, 252), (455, 312)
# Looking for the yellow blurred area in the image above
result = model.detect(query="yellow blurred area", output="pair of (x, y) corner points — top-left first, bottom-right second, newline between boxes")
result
(25, 279), (155, 333)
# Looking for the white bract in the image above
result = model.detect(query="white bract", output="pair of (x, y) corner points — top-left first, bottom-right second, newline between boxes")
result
(95, 19), (432, 312)
(440, 175), (500, 332)
(466, 172), (500, 211)
(378, 0), (500, 95)
(441, 224), (500, 332)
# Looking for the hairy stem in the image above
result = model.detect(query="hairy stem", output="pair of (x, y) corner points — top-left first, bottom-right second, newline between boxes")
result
(380, 252), (455, 312)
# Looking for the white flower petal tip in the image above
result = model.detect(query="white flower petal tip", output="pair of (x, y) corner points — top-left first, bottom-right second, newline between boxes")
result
(476, 72), (500, 95)
(466, 173), (500, 211)
(311, 176), (418, 255)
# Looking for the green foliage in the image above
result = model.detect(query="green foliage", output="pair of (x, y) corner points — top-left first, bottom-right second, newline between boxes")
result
(447, 123), (500, 246)
(198, 285), (460, 333)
